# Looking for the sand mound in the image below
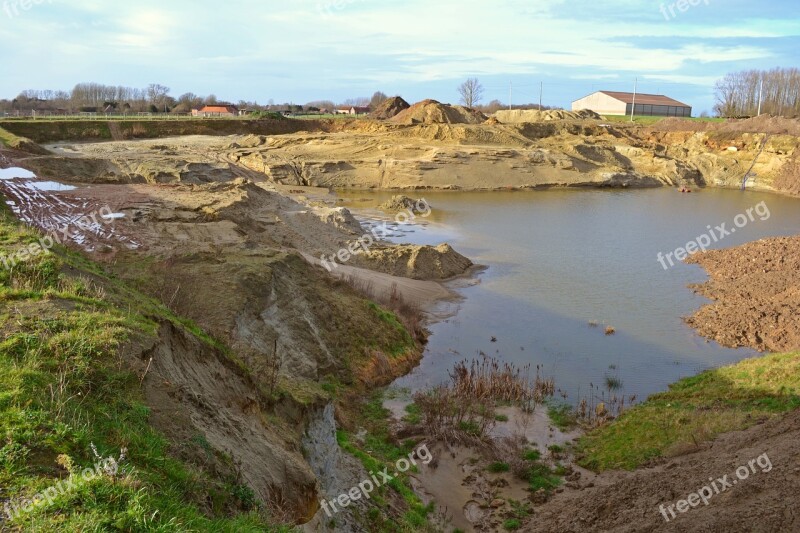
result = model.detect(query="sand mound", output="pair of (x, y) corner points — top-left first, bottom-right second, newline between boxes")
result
(316, 207), (364, 234)
(369, 96), (411, 120)
(494, 109), (601, 123)
(359, 243), (473, 280)
(391, 100), (487, 125)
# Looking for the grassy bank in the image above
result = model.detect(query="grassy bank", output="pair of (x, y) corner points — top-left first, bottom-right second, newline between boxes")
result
(577, 352), (800, 471)
(0, 201), (290, 530)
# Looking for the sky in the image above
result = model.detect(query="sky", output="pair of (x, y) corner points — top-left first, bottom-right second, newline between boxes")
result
(1, 0), (799, 114)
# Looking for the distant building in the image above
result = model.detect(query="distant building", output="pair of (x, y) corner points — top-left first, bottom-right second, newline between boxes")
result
(572, 91), (692, 117)
(334, 106), (371, 115)
(192, 104), (239, 117)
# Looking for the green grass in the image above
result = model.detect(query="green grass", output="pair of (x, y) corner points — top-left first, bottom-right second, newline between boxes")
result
(335, 390), (434, 531)
(522, 449), (541, 461)
(503, 518), (521, 531)
(577, 352), (800, 472)
(526, 462), (562, 492)
(546, 402), (577, 430)
(0, 199), (289, 530)
(0, 125), (15, 146)
(403, 402), (421, 424)
(368, 302), (415, 357)
(487, 462), (510, 473)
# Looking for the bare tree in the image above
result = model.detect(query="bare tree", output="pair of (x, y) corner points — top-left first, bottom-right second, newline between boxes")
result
(458, 78), (484, 109)
(369, 91), (388, 110)
(146, 84), (171, 104)
(714, 68), (800, 117)
(342, 97), (370, 107)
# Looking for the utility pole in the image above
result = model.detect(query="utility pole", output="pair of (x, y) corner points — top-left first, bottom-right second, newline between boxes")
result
(757, 76), (764, 116)
(630, 77), (638, 123)
(509, 81), (513, 111)
(539, 82), (543, 110)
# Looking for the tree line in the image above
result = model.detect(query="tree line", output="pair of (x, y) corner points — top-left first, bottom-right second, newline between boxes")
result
(714, 67), (800, 118)
(1, 83), (393, 116)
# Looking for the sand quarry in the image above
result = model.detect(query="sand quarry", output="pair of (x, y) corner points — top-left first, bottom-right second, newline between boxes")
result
(1, 106), (800, 532)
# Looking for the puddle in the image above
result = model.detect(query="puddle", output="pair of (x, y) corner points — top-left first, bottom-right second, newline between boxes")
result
(28, 181), (77, 191)
(0, 167), (37, 180)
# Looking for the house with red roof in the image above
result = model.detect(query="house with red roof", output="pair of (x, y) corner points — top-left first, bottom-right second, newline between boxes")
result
(192, 104), (239, 117)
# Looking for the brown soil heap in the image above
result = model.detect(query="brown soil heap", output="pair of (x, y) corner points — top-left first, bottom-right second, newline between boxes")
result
(529, 409), (800, 532)
(652, 114), (800, 136)
(685, 235), (800, 352)
(379, 194), (425, 211)
(391, 99), (487, 125)
(369, 96), (411, 120)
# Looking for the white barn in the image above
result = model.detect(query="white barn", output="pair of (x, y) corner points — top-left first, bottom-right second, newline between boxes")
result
(572, 91), (692, 117)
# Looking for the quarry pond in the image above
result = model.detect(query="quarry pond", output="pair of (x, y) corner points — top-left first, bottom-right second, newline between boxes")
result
(338, 187), (800, 402)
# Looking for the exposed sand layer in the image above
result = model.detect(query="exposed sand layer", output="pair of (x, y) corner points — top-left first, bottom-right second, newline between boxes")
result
(494, 109), (601, 123)
(685, 235), (800, 352)
(7, 116), (800, 196)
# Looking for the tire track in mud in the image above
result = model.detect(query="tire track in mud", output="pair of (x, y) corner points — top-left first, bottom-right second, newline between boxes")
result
(0, 177), (139, 251)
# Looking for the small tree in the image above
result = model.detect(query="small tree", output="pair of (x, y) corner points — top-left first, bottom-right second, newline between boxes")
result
(458, 78), (484, 109)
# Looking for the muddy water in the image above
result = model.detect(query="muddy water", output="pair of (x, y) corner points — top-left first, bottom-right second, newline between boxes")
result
(337, 188), (800, 402)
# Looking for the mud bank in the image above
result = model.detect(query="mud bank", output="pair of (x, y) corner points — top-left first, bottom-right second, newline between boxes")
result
(686, 235), (800, 352)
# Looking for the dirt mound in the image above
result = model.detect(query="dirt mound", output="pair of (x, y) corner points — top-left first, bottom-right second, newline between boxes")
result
(391, 99), (487, 125)
(494, 109), (601, 123)
(685, 235), (800, 352)
(369, 96), (411, 120)
(722, 115), (800, 135)
(379, 195), (428, 211)
(357, 243), (473, 280)
(530, 409), (800, 532)
(315, 206), (363, 234)
(652, 115), (800, 135)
